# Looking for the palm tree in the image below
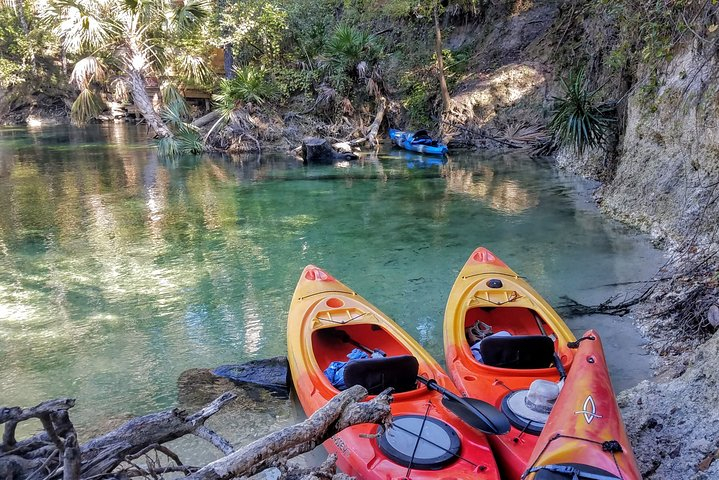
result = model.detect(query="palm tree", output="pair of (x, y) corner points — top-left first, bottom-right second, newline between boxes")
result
(42, 0), (213, 139)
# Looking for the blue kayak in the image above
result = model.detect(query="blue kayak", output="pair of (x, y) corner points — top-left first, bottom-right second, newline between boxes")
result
(389, 129), (448, 156)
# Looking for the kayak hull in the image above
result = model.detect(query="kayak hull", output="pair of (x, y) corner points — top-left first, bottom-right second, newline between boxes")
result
(389, 128), (448, 156)
(523, 330), (641, 480)
(443, 247), (576, 479)
(287, 265), (500, 480)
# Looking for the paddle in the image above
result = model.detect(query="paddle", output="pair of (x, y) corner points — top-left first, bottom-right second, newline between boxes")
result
(327, 329), (511, 435)
(415, 376), (510, 435)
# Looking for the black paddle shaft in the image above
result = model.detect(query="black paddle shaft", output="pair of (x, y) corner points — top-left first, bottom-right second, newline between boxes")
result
(416, 376), (510, 435)
(329, 328), (510, 435)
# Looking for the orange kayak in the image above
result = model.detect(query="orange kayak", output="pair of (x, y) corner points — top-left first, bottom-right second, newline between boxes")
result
(523, 330), (641, 480)
(443, 247), (577, 479)
(287, 265), (501, 480)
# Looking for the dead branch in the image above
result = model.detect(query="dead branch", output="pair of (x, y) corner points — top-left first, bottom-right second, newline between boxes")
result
(557, 284), (657, 317)
(78, 392), (237, 478)
(366, 97), (387, 147)
(186, 385), (392, 480)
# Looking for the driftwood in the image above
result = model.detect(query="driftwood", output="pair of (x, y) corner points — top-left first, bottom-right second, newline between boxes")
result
(187, 385), (392, 480)
(80, 391), (237, 477)
(366, 97), (387, 147)
(2, 383), (391, 480)
(0, 393), (237, 480)
(192, 110), (221, 129)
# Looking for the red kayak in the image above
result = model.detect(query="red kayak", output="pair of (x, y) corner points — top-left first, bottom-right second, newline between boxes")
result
(522, 330), (641, 480)
(287, 265), (501, 479)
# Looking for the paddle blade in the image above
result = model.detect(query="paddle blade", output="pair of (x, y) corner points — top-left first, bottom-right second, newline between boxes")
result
(441, 396), (511, 435)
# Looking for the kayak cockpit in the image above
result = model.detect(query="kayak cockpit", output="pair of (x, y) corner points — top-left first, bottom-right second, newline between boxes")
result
(463, 306), (573, 371)
(311, 324), (424, 395)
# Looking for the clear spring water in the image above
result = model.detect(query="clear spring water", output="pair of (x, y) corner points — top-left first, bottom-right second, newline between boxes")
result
(0, 124), (662, 451)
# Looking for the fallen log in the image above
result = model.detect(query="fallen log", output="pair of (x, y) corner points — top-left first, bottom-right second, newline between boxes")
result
(186, 385), (392, 480)
(79, 391), (237, 477)
(192, 110), (221, 129)
(2, 380), (391, 479)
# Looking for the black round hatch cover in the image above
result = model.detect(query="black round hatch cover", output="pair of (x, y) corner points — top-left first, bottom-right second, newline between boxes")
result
(377, 415), (461, 470)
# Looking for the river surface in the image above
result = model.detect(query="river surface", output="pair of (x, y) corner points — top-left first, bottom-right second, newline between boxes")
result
(0, 125), (662, 460)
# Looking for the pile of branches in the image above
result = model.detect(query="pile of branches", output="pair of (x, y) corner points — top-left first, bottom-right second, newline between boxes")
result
(0, 385), (391, 480)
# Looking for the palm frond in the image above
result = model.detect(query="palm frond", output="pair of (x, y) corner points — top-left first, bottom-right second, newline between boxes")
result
(52, 1), (113, 54)
(157, 136), (180, 158)
(70, 88), (105, 125)
(160, 99), (189, 128)
(70, 56), (105, 89)
(173, 52), (212, 84)
(171, 0), (211, 32)
(213, 66), (276, 118)
(160, 82), (189, 117)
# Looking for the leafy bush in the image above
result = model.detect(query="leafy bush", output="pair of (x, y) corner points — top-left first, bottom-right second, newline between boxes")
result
(213, 66), (277, 116)
(548, 69), (615, 154)
(322, 24), (382, 77)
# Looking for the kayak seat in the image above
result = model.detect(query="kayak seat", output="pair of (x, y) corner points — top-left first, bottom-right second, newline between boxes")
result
(479, 335), (554, 369)
(343, 355), (419, 395)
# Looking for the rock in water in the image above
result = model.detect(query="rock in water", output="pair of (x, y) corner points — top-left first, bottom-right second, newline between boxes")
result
(301, 137), (358, 163)
(212, 356), (290, 395)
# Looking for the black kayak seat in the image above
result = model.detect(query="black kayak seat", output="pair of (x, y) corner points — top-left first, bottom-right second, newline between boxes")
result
(343, 355), (419, 395)
(479, 335), (554, 369)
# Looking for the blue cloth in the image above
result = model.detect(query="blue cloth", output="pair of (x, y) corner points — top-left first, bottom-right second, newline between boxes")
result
(324, 348), (369, 390)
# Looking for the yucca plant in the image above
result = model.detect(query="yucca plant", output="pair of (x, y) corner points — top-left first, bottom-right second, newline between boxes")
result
(549, 69), (615, 154)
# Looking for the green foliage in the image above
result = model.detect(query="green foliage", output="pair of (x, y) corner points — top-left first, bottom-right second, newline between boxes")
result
(70, 88), (105, 125)
(214, 66), (277, 116)
(439, 46), (472, 88)
(158, 100), (204, 156)
(282, 0), (334, 60)
(271, 66), (318, 98)
(548, 69), (615, 154)
(220, 0), (288, 67)
(323, 24), (381, 76)
(399, 70), (436, 127)
(0, 3), (62, 89)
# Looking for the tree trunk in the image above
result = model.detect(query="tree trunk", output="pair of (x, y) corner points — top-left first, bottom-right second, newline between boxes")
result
(224, 44), (234, 79)
(127, 69), (173, 139)
(433, 7), (452, 113)
(14, 0), (29, 34)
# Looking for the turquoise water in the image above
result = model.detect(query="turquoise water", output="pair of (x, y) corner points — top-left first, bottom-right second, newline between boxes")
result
(0, 124), (660, 442)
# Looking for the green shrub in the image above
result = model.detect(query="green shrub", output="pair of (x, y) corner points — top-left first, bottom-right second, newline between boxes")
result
(322, 24), (382, 77)
(213, 66), (277, 116)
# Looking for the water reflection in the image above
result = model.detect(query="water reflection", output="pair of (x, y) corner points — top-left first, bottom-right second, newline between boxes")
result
(0, 125), (661, 440)
(444, 157), (539, 214)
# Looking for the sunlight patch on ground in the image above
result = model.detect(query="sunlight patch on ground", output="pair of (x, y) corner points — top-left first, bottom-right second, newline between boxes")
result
(452, 63), (546, 126)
